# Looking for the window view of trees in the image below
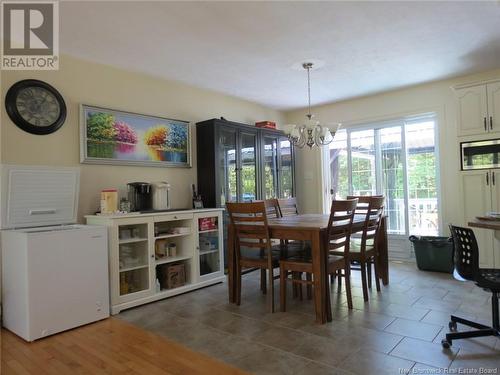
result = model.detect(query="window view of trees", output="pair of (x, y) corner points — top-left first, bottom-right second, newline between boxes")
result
(328, 117), (438, 236)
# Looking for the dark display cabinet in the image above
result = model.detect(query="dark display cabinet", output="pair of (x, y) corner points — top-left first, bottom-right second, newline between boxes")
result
(196, 118), (295, 208)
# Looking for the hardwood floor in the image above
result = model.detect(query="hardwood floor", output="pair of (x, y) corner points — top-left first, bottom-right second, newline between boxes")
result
(1, 317), (247, 375)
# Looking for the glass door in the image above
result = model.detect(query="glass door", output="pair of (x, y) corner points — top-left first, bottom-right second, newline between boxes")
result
(239, 131), (258, 202)
(218, 127), (238, 204)
(263, 136), (278, 199)
(197, 214), (221, 280)
(278, 137), (294, 198)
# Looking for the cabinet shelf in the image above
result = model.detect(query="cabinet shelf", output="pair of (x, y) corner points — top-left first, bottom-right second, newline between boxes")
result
(155, 232), (191, 240)
(119, 237), (148, 245)
(199, 249), (218, 255)
(155, 254), (191, 265)
(198, 229), (218, 234)
(119, 264), (149, 273)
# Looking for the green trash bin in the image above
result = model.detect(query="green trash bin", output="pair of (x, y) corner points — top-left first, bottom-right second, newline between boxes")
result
(409, 236), (454, 273)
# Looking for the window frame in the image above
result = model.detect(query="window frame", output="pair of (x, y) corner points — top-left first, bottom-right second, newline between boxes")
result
(322, 113), (440, 239)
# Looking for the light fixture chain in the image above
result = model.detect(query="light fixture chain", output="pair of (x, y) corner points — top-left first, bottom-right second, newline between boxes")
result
(307, 64), (311, 118)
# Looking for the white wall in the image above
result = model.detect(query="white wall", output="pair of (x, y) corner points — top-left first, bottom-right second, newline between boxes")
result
(0, 55), (284, 221)
(285, 68), (500, 234)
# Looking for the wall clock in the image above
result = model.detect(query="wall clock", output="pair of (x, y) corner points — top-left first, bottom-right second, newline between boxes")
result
(5, 79), (67, 135)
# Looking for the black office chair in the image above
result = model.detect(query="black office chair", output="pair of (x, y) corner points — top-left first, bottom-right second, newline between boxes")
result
(442, 225), (500, 348)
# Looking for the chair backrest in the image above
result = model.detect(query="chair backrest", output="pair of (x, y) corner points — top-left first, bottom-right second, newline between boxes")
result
(278, 197), (299, 217)
(448, 225), (478, 281)
(226, 202), (273, 263)
(326, 199), (358, 254)
(263, 198), (281, 219)
(347, 195), (385, 251)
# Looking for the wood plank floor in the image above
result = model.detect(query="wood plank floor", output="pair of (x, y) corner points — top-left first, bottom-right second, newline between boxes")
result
(0, 317), (247, 375)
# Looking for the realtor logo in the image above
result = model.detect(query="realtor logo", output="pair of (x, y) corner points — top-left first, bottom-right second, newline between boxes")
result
(1, 1), (59, 70)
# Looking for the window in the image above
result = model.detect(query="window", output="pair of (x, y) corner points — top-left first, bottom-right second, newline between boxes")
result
(326, 114), (439, 236)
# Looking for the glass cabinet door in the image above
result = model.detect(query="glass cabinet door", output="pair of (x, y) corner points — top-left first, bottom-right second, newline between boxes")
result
(239, 132), (257, 202)
(218, 128), (238, 204)
(263, 136), (278, 199)
(278, 137), (294, 198)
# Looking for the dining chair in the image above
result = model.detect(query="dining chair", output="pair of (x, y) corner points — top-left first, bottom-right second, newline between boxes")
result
(278, 197), (299, 217)
(226, 201), (280, 313)
(334, 195), (385, 301)
(279, 199), (358, 312)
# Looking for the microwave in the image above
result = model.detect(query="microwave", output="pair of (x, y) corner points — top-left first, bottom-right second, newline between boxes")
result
(461, 139), (500, 170)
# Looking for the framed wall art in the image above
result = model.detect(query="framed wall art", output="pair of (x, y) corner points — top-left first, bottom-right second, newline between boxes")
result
(80, 105), (191, 167)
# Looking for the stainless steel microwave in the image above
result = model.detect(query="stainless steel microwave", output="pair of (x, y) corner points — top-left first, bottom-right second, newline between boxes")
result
(461, 139), (500, 170)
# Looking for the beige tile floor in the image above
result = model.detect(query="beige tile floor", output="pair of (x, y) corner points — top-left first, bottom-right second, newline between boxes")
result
(119, 262), (500, 374)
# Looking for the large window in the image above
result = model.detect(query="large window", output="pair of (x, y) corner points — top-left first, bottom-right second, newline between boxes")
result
(326, 114), (439, 236)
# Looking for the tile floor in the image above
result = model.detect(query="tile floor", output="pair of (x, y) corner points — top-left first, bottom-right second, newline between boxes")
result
(119, 262), (500, 374)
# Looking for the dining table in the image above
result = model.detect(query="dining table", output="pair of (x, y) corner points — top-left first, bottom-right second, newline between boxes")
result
(227, 213), (389, 324)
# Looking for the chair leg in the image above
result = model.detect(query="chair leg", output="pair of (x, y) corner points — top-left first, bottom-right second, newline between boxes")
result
(366, 261), (372, 289)
(260, 269), (267, 295)
(330, 273), (335, 285)
(492, 292), (499, 331)
(292, 271), (298, 298)
(373, 255), (381, 292)
(280, 265), (286, 312)
(344, 266), (353, 310)
(296, 273), (304, 300)
(337, 270), (342, 292)
(360, 261), (369, 301)
(450, 315), (491, 330)
(236, 265), (242, 305)
(306, 273), (312, 300)
(268, 268), (275, 313)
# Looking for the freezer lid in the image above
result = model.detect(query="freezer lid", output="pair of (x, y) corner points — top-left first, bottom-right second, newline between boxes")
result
(0, 165), (80, 229)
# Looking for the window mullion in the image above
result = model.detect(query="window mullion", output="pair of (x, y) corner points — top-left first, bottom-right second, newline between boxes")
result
(401, 122), (410, 237)
(374, 128), (383, 195)
(347, 130), (353, 195)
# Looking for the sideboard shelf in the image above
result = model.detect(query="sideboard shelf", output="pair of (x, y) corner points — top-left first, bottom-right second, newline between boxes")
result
(86, 208), (224, 314)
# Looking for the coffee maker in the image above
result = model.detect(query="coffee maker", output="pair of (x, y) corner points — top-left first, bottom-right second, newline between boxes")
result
(127, 182), (152, 212)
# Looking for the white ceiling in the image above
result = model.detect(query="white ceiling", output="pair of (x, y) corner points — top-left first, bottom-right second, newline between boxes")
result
(60, 1), (500, 110)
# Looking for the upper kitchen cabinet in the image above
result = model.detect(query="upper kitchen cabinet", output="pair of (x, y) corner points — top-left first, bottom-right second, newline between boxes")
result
(456, 81), (500, 137)
(196, 119), (295, 208)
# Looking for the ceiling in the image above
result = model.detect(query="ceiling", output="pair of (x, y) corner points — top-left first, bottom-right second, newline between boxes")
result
(60, 1), (500, 110)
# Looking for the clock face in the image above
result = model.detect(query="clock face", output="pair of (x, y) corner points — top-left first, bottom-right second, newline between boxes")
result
(5, 79), (66, 135)
(15, 86), (61, 128)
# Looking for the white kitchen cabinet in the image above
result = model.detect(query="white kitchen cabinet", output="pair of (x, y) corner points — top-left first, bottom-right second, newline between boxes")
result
(86, 208), (224, 314)
(461, 170), (499, 267)
(456, 81), (500, 137)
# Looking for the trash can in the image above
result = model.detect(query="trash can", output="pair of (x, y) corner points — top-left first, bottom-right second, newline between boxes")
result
(409, 236), (454, 273)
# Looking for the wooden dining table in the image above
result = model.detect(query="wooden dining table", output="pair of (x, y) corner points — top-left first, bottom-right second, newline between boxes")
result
(227, 214), (389, 324)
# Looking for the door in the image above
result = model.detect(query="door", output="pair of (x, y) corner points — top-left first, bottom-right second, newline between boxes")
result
(487, 82), (500, 133)
(262, 136), (279, 199)
(194, 211), (223, 281)
(461, 170), (494, 268)
(238, 131), (258, 202)
(456, 85), (488, 136)
(278, 137), (294, 198)
(218, 127), (238, 205)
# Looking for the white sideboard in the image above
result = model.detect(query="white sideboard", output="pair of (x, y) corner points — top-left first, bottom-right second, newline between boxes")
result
(86, 208), (224, 314)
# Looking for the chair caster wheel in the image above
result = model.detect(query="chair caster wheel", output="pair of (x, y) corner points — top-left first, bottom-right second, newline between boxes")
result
(441, 339), (451, 349)
(448, 321), (457, 332)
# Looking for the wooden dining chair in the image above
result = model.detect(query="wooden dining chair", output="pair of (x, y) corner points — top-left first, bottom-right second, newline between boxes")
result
(279, 199), (358, 312)
(278, 197), (299, 217)
(226, 201), (280, 313)
(334, 195), (385, 301)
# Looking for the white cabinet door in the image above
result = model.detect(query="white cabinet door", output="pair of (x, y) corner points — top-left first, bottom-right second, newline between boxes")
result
(461, 170), (495, 268)
(487, 82), (500, 133)
(456, 85), (488, 136)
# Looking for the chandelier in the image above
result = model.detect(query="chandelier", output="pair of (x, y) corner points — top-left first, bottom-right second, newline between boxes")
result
(284, 62), (340, 148)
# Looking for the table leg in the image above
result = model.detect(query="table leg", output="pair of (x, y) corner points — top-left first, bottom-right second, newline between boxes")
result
(312, 230), (327, 324)
(227, 223), (235, 303)
(377, 217), (389, 285)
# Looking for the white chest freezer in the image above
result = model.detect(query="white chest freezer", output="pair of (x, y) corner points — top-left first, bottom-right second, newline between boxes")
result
(0, 165), (110, 341)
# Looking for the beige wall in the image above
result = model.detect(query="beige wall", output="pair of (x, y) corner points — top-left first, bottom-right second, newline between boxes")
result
(285, 68), (500, 234)
(0, 55), (284, 221)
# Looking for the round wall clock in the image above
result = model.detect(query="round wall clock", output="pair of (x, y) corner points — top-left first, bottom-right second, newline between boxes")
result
(5, 79), (67, 135)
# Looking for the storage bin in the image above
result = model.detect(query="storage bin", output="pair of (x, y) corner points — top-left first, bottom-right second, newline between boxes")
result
(409, 236), (454, 273)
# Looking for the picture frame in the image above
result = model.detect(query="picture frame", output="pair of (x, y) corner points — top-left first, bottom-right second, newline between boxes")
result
(80, 104), (191, 168)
